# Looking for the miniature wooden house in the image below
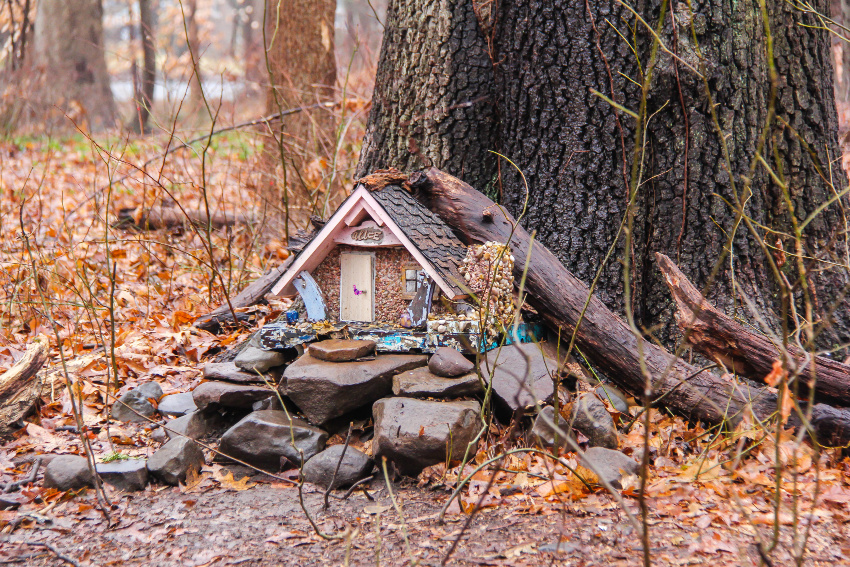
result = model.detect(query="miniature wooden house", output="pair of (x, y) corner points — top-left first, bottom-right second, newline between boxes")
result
(259, 183), (538, 353)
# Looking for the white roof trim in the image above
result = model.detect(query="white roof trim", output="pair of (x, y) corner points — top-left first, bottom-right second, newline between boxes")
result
(270, 185), (461, 299)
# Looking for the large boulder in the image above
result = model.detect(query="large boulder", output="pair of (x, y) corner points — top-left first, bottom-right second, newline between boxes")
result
(373, 398), (480, 476)
(483, 344), (557, 414)
(157, 392), (197, 417)
(580, 447), (639, 489)
(96, 459), (148, 492)
(392, 367), (482, 399)
(203, 362), (272, 384)
(284, 354), (427, 425)
(111, 389), (157, 423)
(136, 382), (164, 402)
(165, 410), (223, 441)
(43, 455), (94, 491)
(428, 347), (474, 377)
(192, 381), (274, 411)
(147, 438), (205, 485)
(307, 339), (376, 362)
(219, 410), (327, 470)
(302, 446), (373, 489)
(531, 405), (574, 449)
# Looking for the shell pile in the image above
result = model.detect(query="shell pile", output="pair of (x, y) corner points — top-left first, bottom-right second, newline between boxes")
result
(458, 241), (515, 338)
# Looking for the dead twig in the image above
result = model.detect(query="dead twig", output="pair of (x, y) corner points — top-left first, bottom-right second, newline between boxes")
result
(0, 538), (81, 567)
(1, 458), (40, 493)
(323, 423), (353, 510)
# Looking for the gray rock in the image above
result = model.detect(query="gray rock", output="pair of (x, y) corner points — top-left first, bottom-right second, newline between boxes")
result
(111, 389), (157, 423)
(373, 398), (480, 476)
(595, 385), (629, 414)
(203, 361), (273, 384)
(43, 455), (94, 491)
(234, 345), (287, 373)
(165, 411), (222, 440)
(219, 410), (327, 470)
(428, 347), (474, 377)
(284, 354), (427, 425)
(302, 445), (372, 489)
(147, 438), (205, 485)
(308, 339), (376, 362)
(192, 381), (273, 411)
(96, 459), (148, 492)
(157, 392), (197, 417)
(136, 382), (163, 402)
(150, 427), (167, 444)
(483, 344), (556, 414)
(570, 393), (619, 449)
(580, 447), (640, 489)
(392, 367), (482, 399)
(252, 396), (283, 411)
(531, 406), (574, 449)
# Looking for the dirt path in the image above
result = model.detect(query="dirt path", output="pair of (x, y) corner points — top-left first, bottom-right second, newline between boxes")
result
(2, 471), (847, 567)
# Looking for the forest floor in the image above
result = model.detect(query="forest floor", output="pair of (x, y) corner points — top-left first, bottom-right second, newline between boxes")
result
(0, 131), (849, 566)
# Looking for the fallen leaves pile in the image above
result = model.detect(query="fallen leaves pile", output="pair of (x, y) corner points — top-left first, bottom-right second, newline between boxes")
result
(0, 131), (848, 565)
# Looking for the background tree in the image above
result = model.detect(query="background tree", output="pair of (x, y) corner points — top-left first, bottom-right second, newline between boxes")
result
(359, 0), (850, 350)
(127, 0), (157, 133)
(29, 0), (116, 131)
(264, 0), (337, 224)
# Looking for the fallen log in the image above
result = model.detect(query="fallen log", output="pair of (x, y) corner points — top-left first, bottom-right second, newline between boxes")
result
(117, 206), (256, 230)
(0, 335), (49, 438)
(656, 253), (850, 407)
(410, 168), (850, 448)
(194, 255), (294, 332)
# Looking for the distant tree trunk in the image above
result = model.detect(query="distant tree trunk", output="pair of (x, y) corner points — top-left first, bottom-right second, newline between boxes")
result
(263, 0), (337, 228)
(129, 0), (156, 134)
(30, 0), (115, 132)
(832, 0), (850, 110)
(243, 0), (264, 85)
(365, 0), (850, 350)
(355, 0), (499, 196)
(185, 0), (204, 111)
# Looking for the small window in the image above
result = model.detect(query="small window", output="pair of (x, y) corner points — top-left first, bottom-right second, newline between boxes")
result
(402, 265), (423, 298)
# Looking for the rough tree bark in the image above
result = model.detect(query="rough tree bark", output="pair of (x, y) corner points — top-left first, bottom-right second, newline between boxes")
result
(128, 0), (156, 134)
(365, 0), (850, 353)
(491, 0), (849, 349)
(29, 0), (116, 131)
(355, 0), (499, 196)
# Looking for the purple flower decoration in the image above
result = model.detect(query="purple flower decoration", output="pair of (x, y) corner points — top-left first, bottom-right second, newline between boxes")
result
(353, 284), (365, 296)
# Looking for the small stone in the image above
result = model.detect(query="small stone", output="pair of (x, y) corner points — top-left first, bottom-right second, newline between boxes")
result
(219, 410), (328, 470)
(203, 362), (272, 384)
(192, 381), (274, 411)
(428, 347), (474, 377)
(373, 398), (480, 476)
(531, 406), (574, 449)
(111, 389), (156, 423)
(165, 411), (222, 440)
(484, 344), (557, 414)
(580, 447), (640, 489)
(147, 438), (205, 485)
(436, 325), (447, 334)
(43, 455), (94, 491)
(252, 396), (283, 411)
(96, 459), (148, 492)
(284, 353), (427, 425)
(302, 446), (373, 489)
(308, 339), (376, 362)
(150, 427), (167, 444)
(393, 367), (482, 399)
(136, 382), (164, 402)
(570, 393), (619, 450)
(234, 345), (287, 373)
(157, 392), (197, 417)
(595, 385), (629, 414)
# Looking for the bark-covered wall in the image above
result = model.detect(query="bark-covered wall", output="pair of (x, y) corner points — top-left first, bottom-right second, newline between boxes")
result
(311, 245), (418, 323)
(356, 0), (499, 196)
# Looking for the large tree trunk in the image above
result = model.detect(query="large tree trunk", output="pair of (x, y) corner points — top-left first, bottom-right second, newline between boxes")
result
(355, 0), (499, 196)
(29, 0), (115, 132)
(363, 0), (850, 354)
(491, 0), (849, 349)
(264, 0), (337, 225)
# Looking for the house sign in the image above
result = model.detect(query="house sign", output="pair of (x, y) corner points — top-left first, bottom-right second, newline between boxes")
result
(350, 226), (384, 244)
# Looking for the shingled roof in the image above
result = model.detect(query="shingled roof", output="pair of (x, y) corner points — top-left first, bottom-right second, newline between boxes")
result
(371, 185), (468, 297)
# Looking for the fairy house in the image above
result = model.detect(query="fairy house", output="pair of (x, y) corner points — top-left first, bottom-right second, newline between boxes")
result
(258, 183), (538, 353)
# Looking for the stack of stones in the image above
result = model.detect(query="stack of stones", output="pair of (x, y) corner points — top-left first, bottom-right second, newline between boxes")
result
(43, 336), (637, 493)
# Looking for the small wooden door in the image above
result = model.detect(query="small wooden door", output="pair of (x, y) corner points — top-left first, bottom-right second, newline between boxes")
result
(339, 252), (374, 322)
